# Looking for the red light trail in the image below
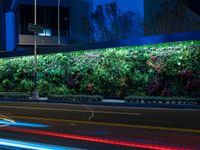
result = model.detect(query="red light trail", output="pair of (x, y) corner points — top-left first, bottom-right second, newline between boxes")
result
(0, 127), (191, 150)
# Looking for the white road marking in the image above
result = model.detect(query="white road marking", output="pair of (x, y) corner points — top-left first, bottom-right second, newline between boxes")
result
(79, 104), (95, 121)
(0, 106), (142, 116)
(86, 106), (95, 121)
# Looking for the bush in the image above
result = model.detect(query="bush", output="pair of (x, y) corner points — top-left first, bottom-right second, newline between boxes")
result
(125, 96), (200, 105)
(48, 95), (103, 102)
(2, 79), (13, 91)
(19, 80), (34, 92)
(0, 40), (199, 98)
(0, 92), (30, 100)
(49, 86), (70, 95)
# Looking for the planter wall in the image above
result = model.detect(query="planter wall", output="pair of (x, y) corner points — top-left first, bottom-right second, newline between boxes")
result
(0, 40), (199, 97)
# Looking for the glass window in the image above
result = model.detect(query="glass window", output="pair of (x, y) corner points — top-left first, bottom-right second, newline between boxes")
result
(19, 4), (69, 36)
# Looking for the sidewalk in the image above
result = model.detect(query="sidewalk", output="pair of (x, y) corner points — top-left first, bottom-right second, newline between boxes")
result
(102, 99), (125, 103)
(0, 98), (200, 109)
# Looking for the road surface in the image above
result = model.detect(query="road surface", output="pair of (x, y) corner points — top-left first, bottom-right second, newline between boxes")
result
(0, 101), (200, 150)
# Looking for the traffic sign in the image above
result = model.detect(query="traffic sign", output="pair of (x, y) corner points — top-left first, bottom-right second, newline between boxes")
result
(28, 23), (44, 33)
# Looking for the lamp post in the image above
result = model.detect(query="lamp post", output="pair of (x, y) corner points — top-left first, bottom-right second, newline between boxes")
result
(58, 0), (61, 45)
(32, 0), (39, 100)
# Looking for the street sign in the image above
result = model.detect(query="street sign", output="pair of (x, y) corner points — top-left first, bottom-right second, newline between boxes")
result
(28, 23), (44, 33)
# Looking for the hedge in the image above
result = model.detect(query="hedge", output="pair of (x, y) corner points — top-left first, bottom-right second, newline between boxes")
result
(0, 92), (30, 100)
(48, 95), (103, 102)
(0, 40), (199, 98)
(125, 96), (200, 105)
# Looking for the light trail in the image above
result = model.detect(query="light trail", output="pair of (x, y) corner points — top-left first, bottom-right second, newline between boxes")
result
(0, 120), (49, 128)
(9, 114), (200, 134)
(0, 113), (48, 128)
(0, 127), (192, 150)
(0, 138), (80, 150)
(0, 114), (15, 127)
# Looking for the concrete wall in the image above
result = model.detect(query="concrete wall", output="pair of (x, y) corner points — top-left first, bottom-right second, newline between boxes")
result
(19, 35), (68, 45)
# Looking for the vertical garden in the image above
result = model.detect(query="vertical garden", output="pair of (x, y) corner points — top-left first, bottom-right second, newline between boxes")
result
(0, 40), (200, 98)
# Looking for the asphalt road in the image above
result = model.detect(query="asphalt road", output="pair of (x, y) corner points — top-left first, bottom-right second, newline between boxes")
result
(0, 101), (200, 150)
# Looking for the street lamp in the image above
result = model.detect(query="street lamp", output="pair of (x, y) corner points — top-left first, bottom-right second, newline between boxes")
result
(58, 0), (61, 45)
(32, 0), (39, 100)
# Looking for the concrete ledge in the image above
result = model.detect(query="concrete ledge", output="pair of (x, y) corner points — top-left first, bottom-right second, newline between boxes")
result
(0, 99), (200, 110)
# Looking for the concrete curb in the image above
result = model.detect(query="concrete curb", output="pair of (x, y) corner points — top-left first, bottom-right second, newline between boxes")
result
(0, 99), (200, 109)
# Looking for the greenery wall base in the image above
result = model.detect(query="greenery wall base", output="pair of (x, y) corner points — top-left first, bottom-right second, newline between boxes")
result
(0, 40), (200, 99)
(125, 96), (200, 105)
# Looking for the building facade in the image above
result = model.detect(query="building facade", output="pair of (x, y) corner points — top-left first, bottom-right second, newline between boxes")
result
(0, 0), (199, 51)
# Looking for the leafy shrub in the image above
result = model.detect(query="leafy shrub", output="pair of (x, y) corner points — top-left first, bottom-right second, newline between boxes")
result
(186, 79), (200, 96)
(125, 96), (200, 105)
(38, 80), (51, 96)
(148, 79), (163, 96)
(48, 95), (103, 102)
(0, 92), (30, 100)
(19, 80), (34, 92)
(49, 86), (70, 95)
(0, 40), (199, 98)
(2, 79), (13, 91)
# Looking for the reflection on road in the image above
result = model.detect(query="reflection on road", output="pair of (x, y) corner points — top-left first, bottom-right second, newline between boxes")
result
(0, 126), (192, 150)
(0, 114), (81, 150)
(0, 138), (81, 150)
(0, 103), (200, 150)
(0, 114), (48, 128)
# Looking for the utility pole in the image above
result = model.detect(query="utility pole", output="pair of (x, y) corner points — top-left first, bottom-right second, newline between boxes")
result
(32, 0), (39, 100)
(58, 0), (61, 45)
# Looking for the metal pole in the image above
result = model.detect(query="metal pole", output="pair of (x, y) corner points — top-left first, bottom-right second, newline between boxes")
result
(33, 0), (39, 99)
(58, 0), (61, 45)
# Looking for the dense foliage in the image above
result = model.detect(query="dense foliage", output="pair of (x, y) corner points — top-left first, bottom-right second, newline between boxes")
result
(0, 40), (200, 98)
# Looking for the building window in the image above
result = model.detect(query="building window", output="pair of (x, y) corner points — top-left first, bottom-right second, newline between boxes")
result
(19, 4), (69, 36)
(38, 29), (52, 36)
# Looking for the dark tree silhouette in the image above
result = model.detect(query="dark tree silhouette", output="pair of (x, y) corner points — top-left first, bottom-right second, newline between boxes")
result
(81, 1), (140, 42)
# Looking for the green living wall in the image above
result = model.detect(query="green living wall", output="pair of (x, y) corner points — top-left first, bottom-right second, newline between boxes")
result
(0, 40), (200, 97)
